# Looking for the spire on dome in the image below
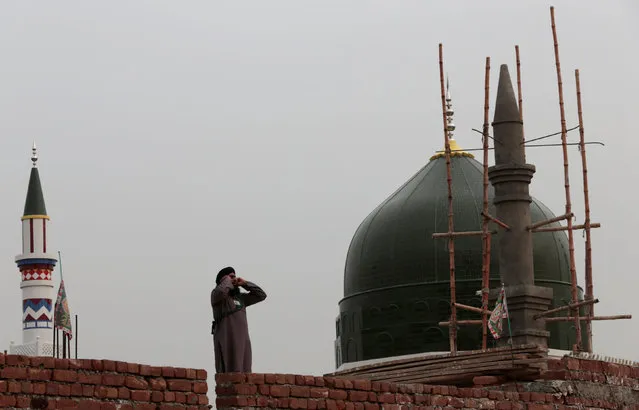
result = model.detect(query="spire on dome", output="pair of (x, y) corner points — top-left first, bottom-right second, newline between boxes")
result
(430, 78), (474, 161)
(23, 143), (48, 218)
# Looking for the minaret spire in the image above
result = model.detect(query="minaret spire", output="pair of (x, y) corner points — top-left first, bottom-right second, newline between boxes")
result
(10, 144), (58, 357)
(488, 64), (553, 348)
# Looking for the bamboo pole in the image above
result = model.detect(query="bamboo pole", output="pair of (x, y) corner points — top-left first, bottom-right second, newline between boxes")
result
(543, 315), (631, 323)
(533, 298), (599, 319)
(532, 223), (600, 233)
(439, 43), (457, 355)
(481, 56), (491, 350)
(528, 213), (573, 230)
(439, 320), (484, 326)
(575, 68), (594, 353)
(481, 212), (510, 230)
(454, 303), (491, 315)
(433, 230), (496, 238)
(550, 5), (582, 352)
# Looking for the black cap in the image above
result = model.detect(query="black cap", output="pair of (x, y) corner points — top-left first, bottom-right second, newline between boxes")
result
(216, 266), (235, 285)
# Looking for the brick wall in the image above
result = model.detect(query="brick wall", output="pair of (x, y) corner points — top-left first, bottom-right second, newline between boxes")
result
(0, 353), (210, 409)
(215, 357), (639, 409)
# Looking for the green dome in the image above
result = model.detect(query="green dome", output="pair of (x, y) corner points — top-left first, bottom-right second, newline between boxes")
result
(335, 143), (584, 367)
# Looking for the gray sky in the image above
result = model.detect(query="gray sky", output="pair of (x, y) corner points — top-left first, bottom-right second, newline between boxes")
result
(0, 0), (637, 394)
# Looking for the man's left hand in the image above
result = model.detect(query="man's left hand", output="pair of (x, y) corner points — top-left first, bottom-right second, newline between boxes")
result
(233, 277), (247, 287)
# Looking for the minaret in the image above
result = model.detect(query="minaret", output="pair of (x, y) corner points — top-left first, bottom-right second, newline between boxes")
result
(10, 143), (58, 356)
(488, 65), (553, 347)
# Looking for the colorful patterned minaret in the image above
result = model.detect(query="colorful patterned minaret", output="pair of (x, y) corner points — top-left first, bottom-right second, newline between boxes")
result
(10, 143), (58, 356)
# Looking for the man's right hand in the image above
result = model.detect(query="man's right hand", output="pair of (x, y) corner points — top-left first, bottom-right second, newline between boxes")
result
(232, 277), (247, 287)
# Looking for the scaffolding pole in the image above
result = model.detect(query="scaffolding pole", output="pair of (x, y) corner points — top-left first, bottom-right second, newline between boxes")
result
(550, 6), (582, 352)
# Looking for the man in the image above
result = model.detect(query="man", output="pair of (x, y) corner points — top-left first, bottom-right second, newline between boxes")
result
(211, 266), (267, 373)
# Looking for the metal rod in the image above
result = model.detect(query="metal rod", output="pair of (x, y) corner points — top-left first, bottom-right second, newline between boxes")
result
(575, 68), (594, 353)
(528, 213), (573, 230)
(439, 43), (457, 355)
(75, 314), (78, 359)
(533, 298), (599, 319)
(454, 302), (491, 315)
(481, 56), (491, 350)
(433, 230), (497, 238)
(482, 212), (510, 230)
(551, 5), (582, 352)
(532, 223), (600, 233)
(543, 315), (631, 323)
(440, 141), (605, 153)
(439, 320), (484, 326)
(515, 45), (525, 155)
(62, 333), (67, 359)
(52, 327), (56, 357)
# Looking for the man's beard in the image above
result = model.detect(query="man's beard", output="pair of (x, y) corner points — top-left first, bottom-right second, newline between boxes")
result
(230, 287), (241, 297)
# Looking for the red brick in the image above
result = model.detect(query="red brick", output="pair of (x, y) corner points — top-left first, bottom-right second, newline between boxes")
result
(311, 388), (329, 398)
(8, 381), (21, 393)
(15, 396), (32, 408)
(247, 373), (265, 384)
(272, 385), (291, 397)
(77, 400), (101, 410)
(54, 369), (78, 383)
(285, 374), (297, 384)
(193, 381), (208, 394)
(46, 382), (60, 395)
(216, 396), (248, 407)
(367, 392), (377, 402)
(113, 361), (126, 373)
(91, 360), (103, 371)
(33, 382), (46, 395)
(315, 377), (326, 387)
(117, 387), (130, 400)
(77, 373), (101, 384)
(102, 374), (125, 386)
(82, 385), (94, 397)
(175, 367), (187, 378)
(275, 374), (288, 384)
(198, 394), (209, 405)
(0, 354), (4, 365)
(167, 379), (192, 392)
(6, 355), (30, 366)
(100, 403), (117, 410)
(151, 391), (164, 402)
(277, 398), (291, 408)
(184, 369), (197, 379)
(377, 393), (395, 404)
(496, 402), (512, 410)
(1, 366), (28, 379)
(329, 389), (347, 400)
(292, 386), (311, 398)
(348, 390), (368, 402)
(353, 380), (371, 391)
(127, 362), (140, 374)
(54, 358), (69, 370)
(0, 395), (17, 407)
(125, 375), (148, 390)
(187, 392), (199, 404)
(291, 397), (309, 409)
(164, 391), (176, 402)
(57, 398), (79, 408)
(149, 377), (167, 391)
(139, 365), (152, 376)
(68, 359), (83, 370)
(527, 405), (553, 410)
(175, 392), (186, 403)
(20, 381), (33, 394)
(363, 404), (379, 410)
(216, 372), (246, 384)
(70, 383), (83, 396)
(196, 369), (207, 380)
(0, 381), (5, 393)
(232, 384), (257, 395)
(102, 360), (116, 371)
(79, 359), (93, 370)
(130, 390), (151, 401)
(162, 367), (175, 377)
(259, 384), (270, 395)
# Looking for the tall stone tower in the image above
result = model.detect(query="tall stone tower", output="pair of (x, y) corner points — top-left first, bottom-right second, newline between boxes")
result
(488, 65), (553, 347)
(10, 143), (58, 357)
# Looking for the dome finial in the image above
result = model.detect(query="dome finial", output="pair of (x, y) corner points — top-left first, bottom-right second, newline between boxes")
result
(430, 76), (474, 161)
(31, 141), (38, 168)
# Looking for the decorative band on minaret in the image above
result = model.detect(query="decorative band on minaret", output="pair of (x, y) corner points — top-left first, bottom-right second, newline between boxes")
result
(14, 143), (58, 351)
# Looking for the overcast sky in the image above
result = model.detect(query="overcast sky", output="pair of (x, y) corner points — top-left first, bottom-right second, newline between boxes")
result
(0, 0), (637, 399)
